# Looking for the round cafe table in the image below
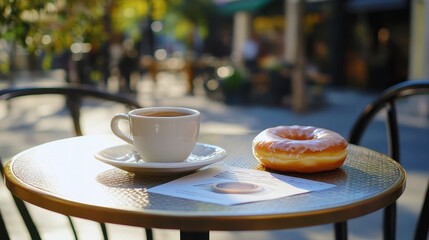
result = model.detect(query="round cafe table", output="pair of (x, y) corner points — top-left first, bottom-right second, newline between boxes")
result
(3, 134), (406, 240)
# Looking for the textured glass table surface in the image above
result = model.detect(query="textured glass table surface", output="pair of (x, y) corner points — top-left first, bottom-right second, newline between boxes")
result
(4, 134), (406, 231)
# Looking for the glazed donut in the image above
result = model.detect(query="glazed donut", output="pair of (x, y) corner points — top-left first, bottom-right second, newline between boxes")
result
(252, 125), (348, 173)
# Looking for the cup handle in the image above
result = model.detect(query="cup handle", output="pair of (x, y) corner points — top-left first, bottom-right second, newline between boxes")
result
(110, 113), (134, 145)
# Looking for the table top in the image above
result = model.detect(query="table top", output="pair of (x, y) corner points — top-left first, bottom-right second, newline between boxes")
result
(4, 134), (406, 231)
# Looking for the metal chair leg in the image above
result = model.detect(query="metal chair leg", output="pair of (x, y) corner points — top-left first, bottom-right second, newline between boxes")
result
(414, 182), (429, 240)
(145, 228), (153, 240)
(180, 231), (209, 240)
(100, 222), (109, 240)
(383, 203), (396, 240)
(335, 221), (348, 240)
(0, 209), (11, 240)
(66, 216), (79, 240)
(12, 196), (41, 240)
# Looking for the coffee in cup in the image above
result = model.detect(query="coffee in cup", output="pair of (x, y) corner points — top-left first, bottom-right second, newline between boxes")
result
(110, 107), (200, 162)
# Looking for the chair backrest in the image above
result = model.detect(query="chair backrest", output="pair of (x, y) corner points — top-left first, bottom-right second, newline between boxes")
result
(0, 165), (11, 240)
(0, 84), (145, 240)
(0, 84), (142, 136)
(348, 80), (429, 240)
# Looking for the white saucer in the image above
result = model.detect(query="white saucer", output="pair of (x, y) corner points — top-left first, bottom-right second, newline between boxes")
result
(94, 143), (227, 174)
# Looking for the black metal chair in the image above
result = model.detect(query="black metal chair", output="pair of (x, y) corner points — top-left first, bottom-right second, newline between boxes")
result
(335, 80), (429, 240)
(0, 215), (9, 240)
(0, 84), (153, 240)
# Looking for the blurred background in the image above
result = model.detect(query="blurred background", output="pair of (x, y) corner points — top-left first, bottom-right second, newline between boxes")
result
(1, 0), (428, 240)
(0, 0), (422, 110)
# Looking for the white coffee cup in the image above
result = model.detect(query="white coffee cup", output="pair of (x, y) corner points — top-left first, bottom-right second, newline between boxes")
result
(110, 107), (200, 162)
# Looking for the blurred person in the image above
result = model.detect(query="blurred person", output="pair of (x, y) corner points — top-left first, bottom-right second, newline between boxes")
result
(243, 32), (260, 74)
(305, 40), (331, 107)
(108, 34), (124, 88)
(368, 27), (394, 90)
(118, 39), (138, 92)
(306, 40), (330, 85)
(99, 41), (111, 87)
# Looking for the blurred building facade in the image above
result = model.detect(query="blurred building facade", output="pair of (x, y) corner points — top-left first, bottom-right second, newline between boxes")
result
(0, 0), (416, 96)
(215, 0), (411, 91)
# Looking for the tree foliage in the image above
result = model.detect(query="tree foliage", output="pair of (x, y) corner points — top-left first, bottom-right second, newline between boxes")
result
(1, 0), (108, 53)
(0, 0), (215, 72)
(163, 0), (215, 48)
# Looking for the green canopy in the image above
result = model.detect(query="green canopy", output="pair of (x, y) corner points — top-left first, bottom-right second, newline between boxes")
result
(217, 0), (275, 15)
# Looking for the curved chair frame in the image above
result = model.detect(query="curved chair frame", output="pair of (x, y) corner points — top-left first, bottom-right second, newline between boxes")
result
(0, 172), (11, 240)
(0, 85), (142, 136)
(0, 84), (153, 240)
(335, 80), (429, 240)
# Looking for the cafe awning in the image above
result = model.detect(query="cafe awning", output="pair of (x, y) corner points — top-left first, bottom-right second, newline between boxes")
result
(347, 0), (407, 12)
(216, 0), (407, 15)
(216, 0), (275, 15)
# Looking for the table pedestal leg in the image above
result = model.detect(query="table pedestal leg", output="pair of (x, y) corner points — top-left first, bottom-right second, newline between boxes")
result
(180, 231), (209, 240)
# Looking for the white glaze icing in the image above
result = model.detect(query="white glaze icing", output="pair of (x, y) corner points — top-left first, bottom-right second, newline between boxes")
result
(252, 125), (347, 154)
